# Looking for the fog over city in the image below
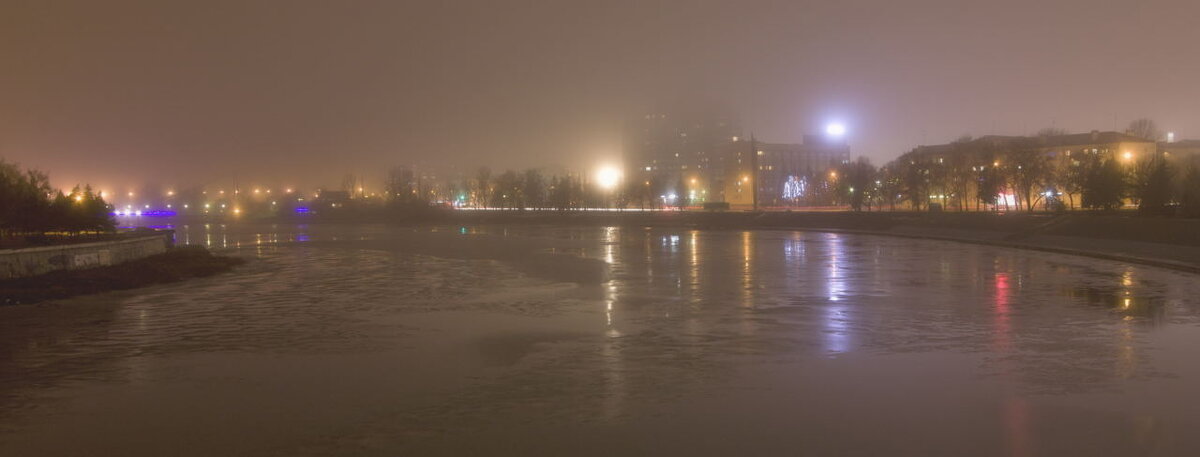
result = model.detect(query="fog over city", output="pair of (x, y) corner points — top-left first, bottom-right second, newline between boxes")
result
(7, 2), (1200, 456)
(2, 0), (1197, 190)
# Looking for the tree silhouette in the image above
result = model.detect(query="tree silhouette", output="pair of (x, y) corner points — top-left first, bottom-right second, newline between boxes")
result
(1126, 118), (1162, 141)
(1081, 158), (1126, 210)
(1180, 164), (1200, 218)
(1131, 156), (1174, 216)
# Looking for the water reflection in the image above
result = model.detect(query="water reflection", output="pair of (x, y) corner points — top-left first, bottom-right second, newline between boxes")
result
(825, 233), (846, 302)
(740, 231), (752, 308)
(1064, 283), (1165, 321)
(602, 226), (616, 265)
(5, 223), (1200, 456)
(993, 271), (1013, 354)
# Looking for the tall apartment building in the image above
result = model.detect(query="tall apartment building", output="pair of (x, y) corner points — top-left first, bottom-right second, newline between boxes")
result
(623, 107), (849, 207)
(623, 107), (742, 203)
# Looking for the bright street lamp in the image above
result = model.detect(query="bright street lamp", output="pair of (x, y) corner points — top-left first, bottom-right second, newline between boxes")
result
(825, 122), (847, 137)
(596, 166), (622, 190)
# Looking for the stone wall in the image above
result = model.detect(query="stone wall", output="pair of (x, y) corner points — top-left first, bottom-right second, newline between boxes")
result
(0, 231), (173, 279)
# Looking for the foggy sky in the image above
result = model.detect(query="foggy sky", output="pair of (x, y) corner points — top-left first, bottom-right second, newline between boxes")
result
(2, 0), (1197, 191)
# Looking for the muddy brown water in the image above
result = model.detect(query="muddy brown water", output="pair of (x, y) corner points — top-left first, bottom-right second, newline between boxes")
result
(2, 222), (1199, 456)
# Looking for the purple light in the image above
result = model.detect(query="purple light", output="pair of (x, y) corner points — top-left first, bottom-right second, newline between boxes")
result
(113, 209), (176, 217)
(295, 206), (311, 214)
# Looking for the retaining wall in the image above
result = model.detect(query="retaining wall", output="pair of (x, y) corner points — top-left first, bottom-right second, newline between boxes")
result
(0, 231), (174, 279)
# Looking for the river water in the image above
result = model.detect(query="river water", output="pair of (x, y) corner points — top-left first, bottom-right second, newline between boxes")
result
(2, 223), (1199, 456)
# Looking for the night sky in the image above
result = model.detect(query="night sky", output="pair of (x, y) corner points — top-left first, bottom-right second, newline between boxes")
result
(2, 0), (1197, 190)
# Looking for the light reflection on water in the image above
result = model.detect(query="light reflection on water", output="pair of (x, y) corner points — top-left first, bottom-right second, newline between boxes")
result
(3, 222), (1200, 455)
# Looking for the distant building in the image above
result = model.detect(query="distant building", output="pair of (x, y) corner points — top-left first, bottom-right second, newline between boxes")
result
(623, 106), (849, 207)
(623, 106), (742, 204)
(1161, 139), (1200, 160)
(903, 130), (1156, 209)
(910, 130), (1156, 163)
(314, 189), (351, 209)
(721, 136), (850, 207)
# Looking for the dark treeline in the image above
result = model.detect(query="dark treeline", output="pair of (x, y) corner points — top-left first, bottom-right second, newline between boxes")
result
(0, 160), (114, 237)
(844, 126), (1200, 217)
(386, 166), (603, 210)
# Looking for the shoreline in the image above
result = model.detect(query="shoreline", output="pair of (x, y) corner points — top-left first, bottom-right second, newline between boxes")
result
(0, 246), (244, 305)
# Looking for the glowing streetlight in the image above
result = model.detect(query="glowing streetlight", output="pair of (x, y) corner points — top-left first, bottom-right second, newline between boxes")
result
(1122, 151), (1134, 161)
(595, 166), (622, 190)
(825, 122), (847, 137)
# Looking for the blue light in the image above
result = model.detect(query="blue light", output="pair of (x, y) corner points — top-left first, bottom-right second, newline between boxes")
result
(294, 206), (311, 214)
(112, 209), (176, 217)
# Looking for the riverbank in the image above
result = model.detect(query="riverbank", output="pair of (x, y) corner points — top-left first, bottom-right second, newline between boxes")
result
(0, 246), (244, 305)
(441, 211), (1200, 273)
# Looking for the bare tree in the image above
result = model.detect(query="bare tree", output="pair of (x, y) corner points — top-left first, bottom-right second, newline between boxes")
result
(1127, 118), (1162, 141)
(522, 168), (546, 209)
(1006, 139), (1051, 211)
(341, 174), (359, 197)
(474, 167), (492, 207)
(840, 157), (877, 212)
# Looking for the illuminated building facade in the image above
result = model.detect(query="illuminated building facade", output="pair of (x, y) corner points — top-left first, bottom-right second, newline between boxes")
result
(906, 130), (1157, 209)
(722, 135), (850, 207)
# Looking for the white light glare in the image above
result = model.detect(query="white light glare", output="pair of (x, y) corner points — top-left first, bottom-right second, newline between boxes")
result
(596, 166), (622, 190)
(826, 122), (847, 137)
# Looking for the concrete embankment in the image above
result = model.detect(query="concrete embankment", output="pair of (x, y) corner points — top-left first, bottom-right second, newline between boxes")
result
(443, 211), (1200, 273)
(0, 231), (174, 279)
